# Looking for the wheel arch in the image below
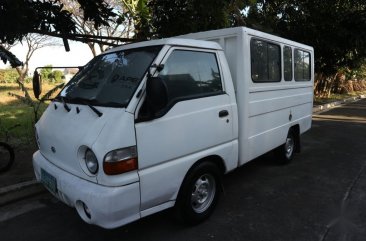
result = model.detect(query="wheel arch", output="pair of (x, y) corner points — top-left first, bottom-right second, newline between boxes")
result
(176, 155), (226, 200)
(189, 155), (227, 175)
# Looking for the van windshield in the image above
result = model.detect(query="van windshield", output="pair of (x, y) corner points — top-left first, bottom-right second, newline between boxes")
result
(58, 45), (162, 107)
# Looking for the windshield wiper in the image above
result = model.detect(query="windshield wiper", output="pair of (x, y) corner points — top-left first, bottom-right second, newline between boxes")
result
(60, 96), (71, 112)
(68, 97), (103, 117)
(85, 103), (103, 117)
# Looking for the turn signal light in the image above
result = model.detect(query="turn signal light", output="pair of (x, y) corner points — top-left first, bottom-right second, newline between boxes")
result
(103, 146), (138, 175)
(103, 158), (138, 175)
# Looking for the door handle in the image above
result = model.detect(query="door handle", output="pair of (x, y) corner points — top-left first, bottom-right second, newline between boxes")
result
(219, 110), (229, 118)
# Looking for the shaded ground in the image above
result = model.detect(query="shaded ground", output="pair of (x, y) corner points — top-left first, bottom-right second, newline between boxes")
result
(0, 146), (36, 188)
(1, 99), (366, 241)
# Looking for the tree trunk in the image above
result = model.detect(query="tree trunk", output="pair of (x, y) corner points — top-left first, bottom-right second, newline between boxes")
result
(87, 42), (97, 57)
(15, 66), (27, 91)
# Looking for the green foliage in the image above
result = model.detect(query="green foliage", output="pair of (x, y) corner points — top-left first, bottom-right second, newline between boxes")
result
(8, 78), (64, 122)
(122, 0), (151, 39)
(0, 70), (4, 82)
(339, 62), (366, 81)
(358, 64), (366, 80)
(0, 68), (18, 83)
(8, 92), (35, 108)
(242, 0), (366, 76)
(38, 66), (65, 83)
(0, 84), (50, 145)
(149, 0), (230, 38)
(50, 70), (64, 83)
(1, 0), (364, 87)
(24, 77), (32, 83)
(0, 0), (116, 45)
(4, 69), (18, 83)
(0, 105), (39, 145)
(40, 65), (53, 81)
(0, 45), (23, 67)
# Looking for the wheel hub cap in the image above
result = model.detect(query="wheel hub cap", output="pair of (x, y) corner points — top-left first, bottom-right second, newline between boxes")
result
(191, 174), (216, 213)
(285, 137), (294, 158)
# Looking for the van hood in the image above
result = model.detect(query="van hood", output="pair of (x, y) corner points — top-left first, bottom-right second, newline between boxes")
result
(35, 102), (135, 182)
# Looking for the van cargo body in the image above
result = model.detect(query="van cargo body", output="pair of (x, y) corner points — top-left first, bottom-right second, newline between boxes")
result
(33, 27), (314, 228)
(180, 27), (314, 166)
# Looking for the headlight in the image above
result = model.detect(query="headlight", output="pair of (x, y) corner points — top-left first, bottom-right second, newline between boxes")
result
(85, 149), (99, 174)
(103, 146), (138, 175)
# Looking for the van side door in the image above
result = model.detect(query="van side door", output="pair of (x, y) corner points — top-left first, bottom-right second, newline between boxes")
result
(135, 47), (235, 212)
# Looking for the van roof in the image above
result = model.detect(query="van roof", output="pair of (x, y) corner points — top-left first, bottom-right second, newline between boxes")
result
(104, 38), (223, 53)
(180, 27), (313, 51)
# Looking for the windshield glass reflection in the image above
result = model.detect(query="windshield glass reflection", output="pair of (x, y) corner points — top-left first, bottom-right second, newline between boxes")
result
(58, 45), (162, 107)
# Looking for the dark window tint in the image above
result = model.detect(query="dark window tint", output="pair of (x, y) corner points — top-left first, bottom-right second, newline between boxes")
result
(284, 46), (292, 81)
(294, 49), (311, 81)
(158, 50), (222, 103)
(251, 40), (268, 81)
(251, 39), (281, 82)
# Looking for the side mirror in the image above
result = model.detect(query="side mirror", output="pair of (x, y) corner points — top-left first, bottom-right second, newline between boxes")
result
(146, 76), (168, 115)
(32, 70), (42, 99)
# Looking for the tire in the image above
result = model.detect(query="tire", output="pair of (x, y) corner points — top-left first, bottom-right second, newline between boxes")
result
(0, 142), (14, 173)
(275, 130), (295, 165)
(174, 162), (222, 225)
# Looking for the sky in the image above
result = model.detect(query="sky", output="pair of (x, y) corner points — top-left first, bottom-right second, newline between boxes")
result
(0, 39), (94, 74)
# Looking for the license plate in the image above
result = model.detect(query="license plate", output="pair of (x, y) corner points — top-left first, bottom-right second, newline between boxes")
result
(41, 169), (58, 194)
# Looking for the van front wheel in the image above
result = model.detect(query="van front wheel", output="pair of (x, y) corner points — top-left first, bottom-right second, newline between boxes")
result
(175, 162), (221, 225)
(275, 130), (295, 164)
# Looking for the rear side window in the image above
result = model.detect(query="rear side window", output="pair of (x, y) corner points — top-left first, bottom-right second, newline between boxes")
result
(158, 50), (223, 103)
(294, 49), (311, 81)
(284, 46), (292, 81)
(251, 39), (281, 82)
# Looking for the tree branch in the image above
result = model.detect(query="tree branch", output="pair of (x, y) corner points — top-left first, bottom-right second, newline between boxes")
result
(32, 30), (134, 44)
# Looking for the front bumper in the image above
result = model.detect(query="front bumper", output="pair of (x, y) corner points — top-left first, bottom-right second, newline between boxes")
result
(33, 150), (141, 229)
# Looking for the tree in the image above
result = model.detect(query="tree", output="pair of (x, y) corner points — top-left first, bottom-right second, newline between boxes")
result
(50, 70), (64, 83)
(40, 65), (54, 81)
(0, 0), (116, 46)
(239, 0), (366, 96)
(149, 0), (230, 38)
(12, 34), (61, 85)
(60, 0), (132, 56)
(0, 44), (23, 67)
(243, 0), (366, 76)
(227, 0), (255, 27)
(122, 0), (151, 40)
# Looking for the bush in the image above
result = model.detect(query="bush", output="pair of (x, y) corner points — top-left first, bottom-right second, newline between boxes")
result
(39, 67), (65, 84)
(0, 68), (18, 83)
(40, 65), (52, 81)
(51, 70), (64, 83)
(24, 77), (32, 83)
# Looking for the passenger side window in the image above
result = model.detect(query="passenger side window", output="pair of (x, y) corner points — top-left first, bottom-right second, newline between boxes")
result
(251, 39), (281, 82)
(284, 46), (293, 81)
(294, 49), (311, 81)
(158, 50), (223, 103)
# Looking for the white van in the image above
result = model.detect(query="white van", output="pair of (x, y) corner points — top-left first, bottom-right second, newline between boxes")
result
(32, 27), (314, 229)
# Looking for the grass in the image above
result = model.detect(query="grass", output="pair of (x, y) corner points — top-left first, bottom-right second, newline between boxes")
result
(0, 82), (59, 146)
